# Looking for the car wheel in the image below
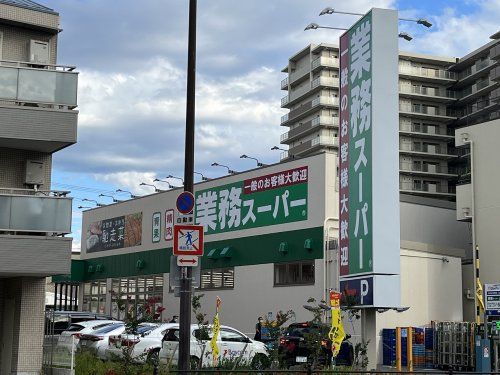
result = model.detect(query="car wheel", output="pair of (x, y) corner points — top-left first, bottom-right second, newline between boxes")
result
(147, 348), (160, 366)
(251, 354), (270, 370)
(190, 355), (200, 369)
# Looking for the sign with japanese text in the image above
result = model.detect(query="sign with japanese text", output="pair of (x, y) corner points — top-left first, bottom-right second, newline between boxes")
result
(195, 166), (308, 234)
(485, 284), (500, 316)
(173, 225), (204, 256)
(165, 209), (174, 241)
(328, 291), (345, 357)
(152, 212), (161, 243)
(86, 212), (143, 253)
(339, 11), (373, 276)
(339, 9), (400, 288)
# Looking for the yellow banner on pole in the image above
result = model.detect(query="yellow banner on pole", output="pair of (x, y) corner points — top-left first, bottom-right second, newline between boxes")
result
(328, 291), (346, 357)
(211, 297), (222, 366)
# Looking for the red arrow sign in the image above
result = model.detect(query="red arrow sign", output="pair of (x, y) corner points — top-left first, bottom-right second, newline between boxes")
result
(179, 258), (197, 264)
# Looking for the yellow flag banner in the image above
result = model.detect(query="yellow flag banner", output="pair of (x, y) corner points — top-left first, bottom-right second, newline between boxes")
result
(477, 278), (485, 311)
(328, 291), (346, 358)
(210, 297), (222, 366)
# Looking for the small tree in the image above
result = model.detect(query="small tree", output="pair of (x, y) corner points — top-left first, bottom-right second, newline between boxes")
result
(302, 297), (330, 370)
(263, 310), (295, 368)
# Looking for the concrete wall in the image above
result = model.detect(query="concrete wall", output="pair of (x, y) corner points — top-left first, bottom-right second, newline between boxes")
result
(0, 147), (52, 190)
(456, 119), (500, 318)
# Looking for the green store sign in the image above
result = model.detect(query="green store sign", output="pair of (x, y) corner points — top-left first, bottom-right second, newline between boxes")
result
(195, 166), (308, 235)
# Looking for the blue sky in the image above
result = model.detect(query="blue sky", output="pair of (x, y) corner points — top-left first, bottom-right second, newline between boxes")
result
(39, 0), (500, 251)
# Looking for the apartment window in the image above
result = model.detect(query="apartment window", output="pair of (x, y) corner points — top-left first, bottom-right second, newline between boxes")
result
(274, 261), (315, 286)
(82, 280), (107, 314)
(200, 268), (234, 290)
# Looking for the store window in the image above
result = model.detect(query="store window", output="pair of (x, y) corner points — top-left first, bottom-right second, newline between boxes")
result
(274, 261), (315, 286)
(83, 277), (165, 319)
(82, 280), (107, 314)
(200, 268), (234, 290)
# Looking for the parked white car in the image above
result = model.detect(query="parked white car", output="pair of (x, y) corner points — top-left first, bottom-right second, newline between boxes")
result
(78, 322), (159, 360)
(57, 320), (118, 352)
(159, 324), (269, 369)
(105, 323), (176, 363)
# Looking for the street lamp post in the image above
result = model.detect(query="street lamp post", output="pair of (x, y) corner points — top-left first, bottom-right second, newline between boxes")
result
(166, 175), (184, 184)
(153, 178), (176, 189)
(82, 198), (105, 207)
(211, 162), (237, 175)
(240, 154), (267, 167)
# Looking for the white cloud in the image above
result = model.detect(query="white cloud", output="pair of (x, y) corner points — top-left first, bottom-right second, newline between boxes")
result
(94, 171), (160, 195)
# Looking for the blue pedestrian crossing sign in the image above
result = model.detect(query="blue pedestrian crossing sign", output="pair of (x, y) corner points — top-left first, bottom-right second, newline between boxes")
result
(176, 191), (195, 215)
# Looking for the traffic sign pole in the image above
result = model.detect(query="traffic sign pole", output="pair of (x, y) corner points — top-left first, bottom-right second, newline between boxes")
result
(179, 0), (197, 371)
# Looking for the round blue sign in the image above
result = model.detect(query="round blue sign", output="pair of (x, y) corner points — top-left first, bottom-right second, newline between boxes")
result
(176, 191), (195, 214)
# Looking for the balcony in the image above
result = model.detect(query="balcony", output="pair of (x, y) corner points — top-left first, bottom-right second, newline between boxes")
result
(0, 188), (72, 234)
(311, 136), (339, 148)
(398, 65), (456, 83)
(399, 182), (456, 197)
(399, 123), (454, 140)
(281, 96), (339, 126)
(398, 104), (456, 121)
(281, 76), (289, 90)
(286, 136), (338, 159)
(399, 143), (457, 159)
(281, 116), (339, 144)
(399, 85), (457, 103)
(399, 163), (458, 178)
(455, 79), (498, 104)
(311, 57), (339, 72)
(311, 76), (339, 89)
(456, 59), (496, 86)
(0, 60), (78, 153)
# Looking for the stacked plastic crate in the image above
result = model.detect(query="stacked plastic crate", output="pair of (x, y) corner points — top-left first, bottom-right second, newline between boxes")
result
(382, 328), (396, 366)
(413, 328), (426, 367)
(425, 327), (435, 368)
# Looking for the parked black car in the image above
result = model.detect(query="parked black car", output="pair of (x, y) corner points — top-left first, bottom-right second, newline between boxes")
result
(278, 322), (354, 368)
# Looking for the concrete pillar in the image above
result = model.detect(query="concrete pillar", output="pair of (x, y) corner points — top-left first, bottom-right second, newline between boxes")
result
(361, 308), (377, 370)
(3, 277), (46, 375)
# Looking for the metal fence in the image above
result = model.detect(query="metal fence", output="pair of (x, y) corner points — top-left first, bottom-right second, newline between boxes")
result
(43, 310), (76, 375)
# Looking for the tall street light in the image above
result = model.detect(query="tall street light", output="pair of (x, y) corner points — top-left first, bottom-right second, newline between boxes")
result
(305, 22), (414, 41)
(211, 162), (237, 175)
(240, 154), (267, 167)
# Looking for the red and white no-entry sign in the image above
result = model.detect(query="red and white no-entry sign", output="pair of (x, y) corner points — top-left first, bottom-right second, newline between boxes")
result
(173, 225), (204, 256)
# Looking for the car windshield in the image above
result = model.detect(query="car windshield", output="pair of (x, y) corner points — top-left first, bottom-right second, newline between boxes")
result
(285, 324), (325, 337)
(93, 323), (124, 334)
(137, 325), (157, 334)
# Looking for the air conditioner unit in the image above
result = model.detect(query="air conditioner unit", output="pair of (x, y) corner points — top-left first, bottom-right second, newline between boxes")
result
(29, 40), (49, 65)
(25, 160), (45, 185)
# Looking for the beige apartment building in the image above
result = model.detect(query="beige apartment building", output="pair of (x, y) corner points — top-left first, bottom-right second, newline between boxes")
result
(279, 35), (499, 201)
(0, 0), (78, 373)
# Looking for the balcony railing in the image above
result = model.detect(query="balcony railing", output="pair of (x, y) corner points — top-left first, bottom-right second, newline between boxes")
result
(399, 164), (457, 175)
(281, 95), (290, 106)
(458, 59), (492, 80)
(399, 183), (455, 194)
(311, 77), (339, 89)
(311, 57), (339, 70)
(289, 66), (310, 84)
(0, 60), (78, 108)
(399, 85), (456, 99)
(399, 143), (456, 156)
(312, 96), (339, 107)
(281, 113), (289, 124)
(312, 136), (339, 147)
(398, 66), (456, 80)
(281, 77), (289, 89)
(312, 116), (339, 127)
(0, 188), (72, 234)
(399, 124), (453, 136)
(399, 104), (453, 117)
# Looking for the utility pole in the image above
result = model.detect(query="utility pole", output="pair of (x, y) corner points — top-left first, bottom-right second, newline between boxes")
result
(178, 0), (197, 371)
